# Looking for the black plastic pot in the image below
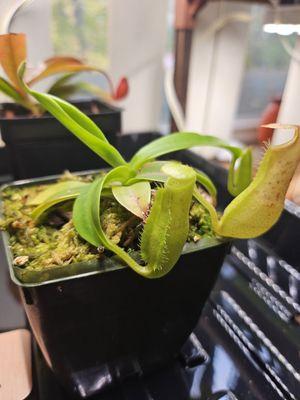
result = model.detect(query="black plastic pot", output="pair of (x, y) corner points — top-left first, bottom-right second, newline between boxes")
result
(1, 173), (229, 399)
(0, 100), (121, 180)
(0, 145), (12, 181)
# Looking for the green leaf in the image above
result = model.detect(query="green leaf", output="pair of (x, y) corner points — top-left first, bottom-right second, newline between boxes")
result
(31, 182), (89, 221)
(33, 92), (123, 166)
(73, 179), (103, 247)
(48, 83), (80, 100)
(0, 77), (26, 104)
(49, 95), (108, 142)
(195, 169), (217, 201)
(48, 81), (110, 102)
(28, 181), (88, 206)
(32, 193), (81, 221)
(127, 161), (217, 201)
(128, 161), (168, 184)
(73, 163), (197, 278)
(193, 188), (219, 232)
(73, 166), (134, 247)
(130, 132), (241, 169)
(47, 72), (76, 94)
(129, 132), (251, 197)
(112, 182), (151, 219)
(20, 90), (125, 167)
(227, 147), (252, 196)
(18, 62), (125, 163)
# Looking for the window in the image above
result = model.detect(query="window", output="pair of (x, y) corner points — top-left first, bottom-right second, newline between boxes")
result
(236, 4), (294, 122)
(159, 0), (175, 133)
(51, 0), (109, 68)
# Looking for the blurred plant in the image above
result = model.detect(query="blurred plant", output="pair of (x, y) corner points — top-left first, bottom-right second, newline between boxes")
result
(0, 33), (128, 115)
(17, 62), (300, 278)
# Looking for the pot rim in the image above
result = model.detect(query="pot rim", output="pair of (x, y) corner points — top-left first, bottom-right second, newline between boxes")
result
(0, 99), (122, 122)
(0, 169), (227, 288)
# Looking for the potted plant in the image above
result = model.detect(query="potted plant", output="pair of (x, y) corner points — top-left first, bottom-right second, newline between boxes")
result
(0, 33), (128, 179)
(1, 68), (299, 397)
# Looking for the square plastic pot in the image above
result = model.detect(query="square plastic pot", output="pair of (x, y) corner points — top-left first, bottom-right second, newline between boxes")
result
(1, 172), (230, 398)
(0, 100), (121, 180)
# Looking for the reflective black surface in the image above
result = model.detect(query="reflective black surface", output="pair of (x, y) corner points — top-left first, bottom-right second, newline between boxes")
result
(31, 297), (292, 400)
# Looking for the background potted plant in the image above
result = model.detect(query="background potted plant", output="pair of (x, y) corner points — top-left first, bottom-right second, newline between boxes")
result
(0, 33), (128, 179)
(1, 71), (299, 397)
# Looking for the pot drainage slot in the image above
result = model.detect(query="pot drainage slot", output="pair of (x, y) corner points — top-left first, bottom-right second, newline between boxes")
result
(179, 333), (209, 368)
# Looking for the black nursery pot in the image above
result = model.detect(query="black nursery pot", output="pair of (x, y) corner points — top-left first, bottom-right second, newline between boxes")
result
(0, 100), (121, 180)
(1, 175), (229, 399)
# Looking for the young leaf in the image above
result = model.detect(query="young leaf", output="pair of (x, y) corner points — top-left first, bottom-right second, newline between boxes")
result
(48, 83), (81, 100)
(32, 192), (82, 222)
(56, 81), (112, 102)
(27, 56), (127, 102)
(217, 125), (300, 238)
(27, 56), (107, 86)
(0, 33), (26, 93)
(30, 182), (89, 221)
(47, 72), (77, 94)
(112, 182), (151, 219)
(49, 76), (115, 103)
(28, 181), (88, 206)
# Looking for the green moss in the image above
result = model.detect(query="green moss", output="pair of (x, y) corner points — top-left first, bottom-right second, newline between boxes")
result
(1, 173), (214, 273)
(188, 202), (214, 242)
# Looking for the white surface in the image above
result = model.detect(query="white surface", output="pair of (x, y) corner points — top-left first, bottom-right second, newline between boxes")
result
(273, 36), (300, 145)
(185, 1), (251, 155)
(108, 0), (169, 133)
(0, 329), (32, 400)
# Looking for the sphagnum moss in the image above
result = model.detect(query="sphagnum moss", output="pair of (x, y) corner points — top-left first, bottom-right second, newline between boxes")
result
(1, 173), (214, 272)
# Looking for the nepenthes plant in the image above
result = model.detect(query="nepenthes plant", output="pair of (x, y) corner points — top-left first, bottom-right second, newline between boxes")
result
(0, 33), (128, 115)
(16, 62), (300, 279)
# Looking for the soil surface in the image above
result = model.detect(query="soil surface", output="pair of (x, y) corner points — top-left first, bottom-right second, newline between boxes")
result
(0, 100), (102, 119)
(0, 172), (214, 273)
